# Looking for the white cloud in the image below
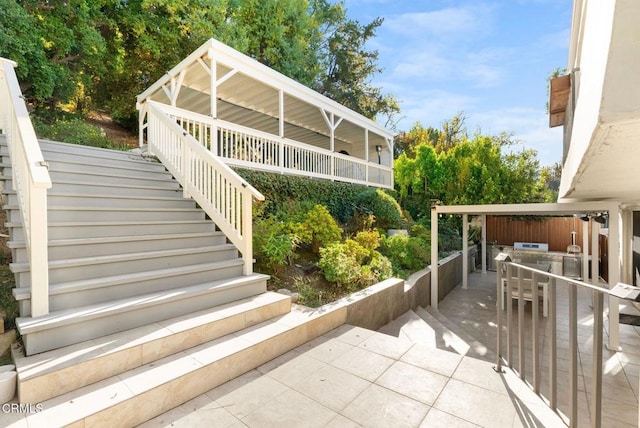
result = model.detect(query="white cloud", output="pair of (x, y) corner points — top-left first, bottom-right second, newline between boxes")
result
(472, 107), (564, 165)
(384, 6), (494, 41)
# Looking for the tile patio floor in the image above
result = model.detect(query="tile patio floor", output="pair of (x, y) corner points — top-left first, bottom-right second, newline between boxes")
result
(141, 270), (640, 427)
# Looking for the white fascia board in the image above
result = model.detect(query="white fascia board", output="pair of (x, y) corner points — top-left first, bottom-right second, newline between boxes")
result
(433, 201), (615, 216)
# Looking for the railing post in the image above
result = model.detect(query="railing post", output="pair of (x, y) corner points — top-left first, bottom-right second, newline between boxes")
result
(518, 267), (525, 379)
(569, 282), (578, 426)
(591, 291), (603, 428)
(29, 185), (49, 317)
(507, 263), (513, 367)
(532, 272), (540, 393)
(495, 260), (504, 373)
(242, 191), (253, 276)
(182, 137), (190, 199)
(549, 277), (557, 410)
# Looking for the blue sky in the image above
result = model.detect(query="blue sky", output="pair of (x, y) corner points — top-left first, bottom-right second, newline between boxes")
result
(342, 0), (572, 167)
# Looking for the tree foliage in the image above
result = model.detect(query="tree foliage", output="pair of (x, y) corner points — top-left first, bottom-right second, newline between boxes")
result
(1, 0), (397, 128)
(394, 115), (553, 220)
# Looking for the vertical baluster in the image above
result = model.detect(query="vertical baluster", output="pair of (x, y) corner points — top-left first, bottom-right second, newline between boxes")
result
(549, 277), (557, 410)
(518, 267), (525, 379)
(532, 272), (540, 393)
(507, 263), (513, 367)
(569, 281), (578, 426)
(495, 260), (504, 373)
(591, 291), (603, 428)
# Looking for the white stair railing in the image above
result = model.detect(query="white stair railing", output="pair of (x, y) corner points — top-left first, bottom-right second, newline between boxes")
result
(0, 59), (51, 317)
(145, 102), (264, 275)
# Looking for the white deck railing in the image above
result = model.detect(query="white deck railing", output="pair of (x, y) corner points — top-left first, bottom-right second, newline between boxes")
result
(146, 102), (264, 275)
(0, 59), (51, 317)
(495, 260), (610, 428)
(151, 102), (393, 189)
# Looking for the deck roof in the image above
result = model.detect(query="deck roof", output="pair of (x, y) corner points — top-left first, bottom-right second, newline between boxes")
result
(137, 38), (393, 154)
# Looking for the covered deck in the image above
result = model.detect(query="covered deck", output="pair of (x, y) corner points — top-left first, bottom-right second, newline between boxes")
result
(136, 38), (394, 189)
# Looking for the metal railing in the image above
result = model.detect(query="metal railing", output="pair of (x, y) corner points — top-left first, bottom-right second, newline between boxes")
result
(150, 102), (393, 188)
(146, 102), (264, 275)
(495, 260), (609, 428)
(0, 58), (51, 317)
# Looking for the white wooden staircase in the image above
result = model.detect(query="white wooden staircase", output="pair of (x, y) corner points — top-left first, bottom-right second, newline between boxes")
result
(0, 137), (268, 355)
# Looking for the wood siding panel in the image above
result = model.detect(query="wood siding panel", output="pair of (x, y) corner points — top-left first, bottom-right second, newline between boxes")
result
(486, 216), (592, 253)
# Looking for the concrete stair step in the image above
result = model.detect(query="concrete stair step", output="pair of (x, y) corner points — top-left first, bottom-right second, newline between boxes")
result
(2, 167), (179, 189)
(13, 291), (291, 404)
(13, 259), (245, 315)
(1, 177), (182, 197)
(414, 307), (471, 356)
(0, 139), (166, 171)
(6, 220), (216, 241)
(419, 306), (495, 361)
(11, 244), (238, 285)
(5, 191), (197, 209)
(39, 180), (182, 197)
(14, 304), (344, 427)
(8, 232), (226, 263)
(378, 310), (437, 346)
(5, 205), (205, 223)
(15, 273), (269, 355)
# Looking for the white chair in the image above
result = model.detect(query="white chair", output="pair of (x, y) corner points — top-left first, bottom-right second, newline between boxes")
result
(501, 264), (549, 317)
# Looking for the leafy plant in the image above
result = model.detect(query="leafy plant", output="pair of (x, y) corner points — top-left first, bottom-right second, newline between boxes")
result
(261, 234), (298, 275)
(355, 188), (405, 230)
(33, 118), (128, 150)
(380, 235), (430, 278)
(300, 205), (343, 254)
(318, 243), (361, 289)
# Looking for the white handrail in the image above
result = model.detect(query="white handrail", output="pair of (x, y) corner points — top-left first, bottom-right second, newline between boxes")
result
(152, 102), (393, 188)
(0, 58), (51, 317)
(146, 102), (264, 275)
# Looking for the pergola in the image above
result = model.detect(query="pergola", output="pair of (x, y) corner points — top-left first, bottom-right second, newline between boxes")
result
(430, 201), (625, 350)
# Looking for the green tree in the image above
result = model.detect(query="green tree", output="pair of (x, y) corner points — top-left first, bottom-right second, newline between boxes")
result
(1, 0), (109, 111)
(314, 5), (398, 121)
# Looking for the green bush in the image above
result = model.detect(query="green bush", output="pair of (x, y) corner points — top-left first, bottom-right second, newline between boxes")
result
(318, 229), (392, 290)
(261, 234), (298, 275)
(300, 205), (343, 254)
(317, 243), (361, 289)
(33, 118), (127, 150)
(355, 188), (405, 230)
(236, 169), (366, 222)
(380, 235), (430, 278)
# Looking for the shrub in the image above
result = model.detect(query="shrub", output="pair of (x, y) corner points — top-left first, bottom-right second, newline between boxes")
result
(317, 243), (361, 289)
(318, 230), (392, 290)
(261, 234), (298, 275)
(236, 169), (365, 222)
(300, 205), (342, 254)
(380, 235), (430, 278)
(33, 118), (127, 150)
(355, 188), (404, 230)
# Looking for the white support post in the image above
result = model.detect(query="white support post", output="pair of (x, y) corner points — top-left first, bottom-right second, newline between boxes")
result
(591, 220), (600, 285)
(582, 218), (589, 280)
(29, 186), (49, 317)
(608, 205), (621, 350)
(208, 51), (217, 119)
(209, 51), (218, 156)
(431, 206), (439, 309)
(279, 90), (284, 169)
(622, 209), (633, 284)
(463, 214), (468, 289)
(481, 214), (487, 273)
(330, 113), (335, 180)
(242, 191), (253, 276)
(365, 130), (369, 184)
